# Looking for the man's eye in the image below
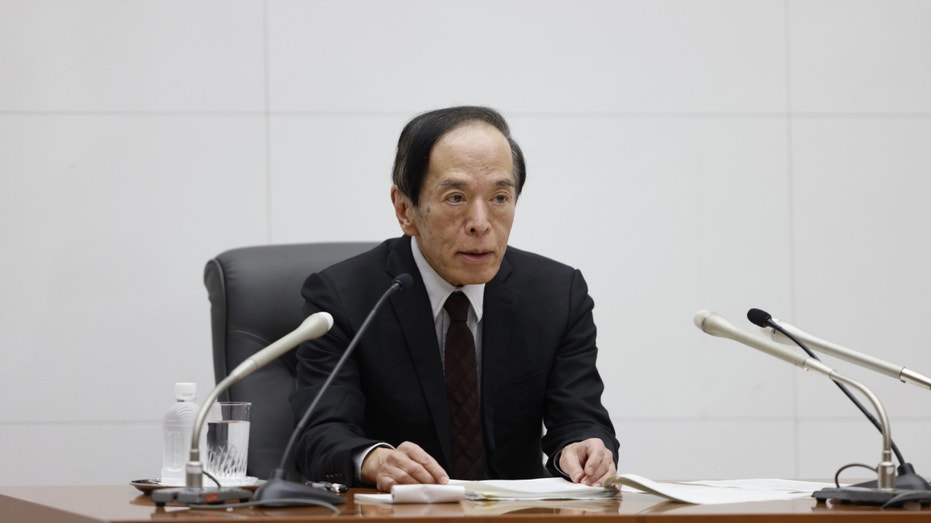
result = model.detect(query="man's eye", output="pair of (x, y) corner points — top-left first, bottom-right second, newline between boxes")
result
(493, 194), (509, 203)
(448, 194), (464, 203)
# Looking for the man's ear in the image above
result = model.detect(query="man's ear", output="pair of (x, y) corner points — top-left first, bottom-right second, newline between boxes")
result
(391, 186), (418, 237)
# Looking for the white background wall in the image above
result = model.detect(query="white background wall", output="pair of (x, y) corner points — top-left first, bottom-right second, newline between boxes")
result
(1, 0), (930, 486)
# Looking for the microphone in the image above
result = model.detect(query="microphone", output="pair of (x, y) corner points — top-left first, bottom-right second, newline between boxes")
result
(151, 311), (334, 507)
(693, 310), (896, 491)
(748, 309), (931, 390)
(694, 310), (836, 377)
(748, 308), (931, 492)
(254, 273), (413, 506)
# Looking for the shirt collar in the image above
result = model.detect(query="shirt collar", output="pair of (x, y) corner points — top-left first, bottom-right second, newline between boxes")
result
(410, 236), (484, 322)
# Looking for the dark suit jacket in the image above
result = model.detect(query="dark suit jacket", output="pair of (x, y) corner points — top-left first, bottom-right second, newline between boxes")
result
(291, 236), (618, 485)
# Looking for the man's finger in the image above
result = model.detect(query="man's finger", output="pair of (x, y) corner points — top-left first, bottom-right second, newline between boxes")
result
(559, 442), (587, 483)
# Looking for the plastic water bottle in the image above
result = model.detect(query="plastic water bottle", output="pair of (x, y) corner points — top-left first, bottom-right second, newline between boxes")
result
(160, 382), (198, 485)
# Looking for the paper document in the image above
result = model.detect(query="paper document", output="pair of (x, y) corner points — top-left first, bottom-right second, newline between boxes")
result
(452, 477), (616, 501)
(354, 478), (616, 504)
(609, 473), (836, 505)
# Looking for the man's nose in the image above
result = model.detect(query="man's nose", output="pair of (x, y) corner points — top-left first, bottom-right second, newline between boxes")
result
(466, 202), (491, 235)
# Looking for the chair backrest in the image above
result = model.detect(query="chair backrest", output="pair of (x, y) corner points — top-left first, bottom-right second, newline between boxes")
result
(203, 242), (376, 480)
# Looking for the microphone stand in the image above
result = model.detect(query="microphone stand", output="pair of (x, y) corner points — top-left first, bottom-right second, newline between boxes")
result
(254, 274), (412, 506)
(152, 312), (333, 507)
(693, 312), (898, 500)
(748, 309), (931, 495)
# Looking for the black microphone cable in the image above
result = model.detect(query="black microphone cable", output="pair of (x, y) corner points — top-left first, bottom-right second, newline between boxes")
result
(747, 308), (930, 491)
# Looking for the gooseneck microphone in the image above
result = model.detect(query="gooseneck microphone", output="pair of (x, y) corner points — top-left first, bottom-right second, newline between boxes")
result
(750, 309), (931, 391)
(151, 311), (334, 507)
(693, 310), (896, 491)
(748, 308), (931, 492)
(254, 273), (414, 506)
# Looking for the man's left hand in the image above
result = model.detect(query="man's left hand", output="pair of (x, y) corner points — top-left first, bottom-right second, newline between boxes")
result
(559, 438), (616, 486)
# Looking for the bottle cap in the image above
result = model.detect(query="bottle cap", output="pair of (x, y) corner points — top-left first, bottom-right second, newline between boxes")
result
(173, 382), (197, 401)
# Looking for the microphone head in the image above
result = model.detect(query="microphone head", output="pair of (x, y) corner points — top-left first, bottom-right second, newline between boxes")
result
(693, 309), (737, 339)
(297, 311), (334, 342)
(693, 309), (713, 331)
(394, 273), (414, 292)
(747, 308), (773, 328)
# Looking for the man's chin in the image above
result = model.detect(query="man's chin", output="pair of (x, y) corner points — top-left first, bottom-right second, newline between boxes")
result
(449, 266), (501, 287)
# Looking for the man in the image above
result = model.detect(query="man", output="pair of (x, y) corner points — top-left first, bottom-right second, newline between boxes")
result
(291, 106), (618, 492)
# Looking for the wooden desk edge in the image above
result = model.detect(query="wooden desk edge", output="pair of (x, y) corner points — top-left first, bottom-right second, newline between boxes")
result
(1, 485), (929, 522)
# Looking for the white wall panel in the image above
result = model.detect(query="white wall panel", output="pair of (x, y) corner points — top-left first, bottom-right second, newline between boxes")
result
(267, 114), (410, 244)
(616, 420), (798, 479)
(0, 424), (162, 486)
(267, 0), (787, 113)
(0, 115), (269, 425)
(0, 0), (265, 112)
(790, 0), (931, 113)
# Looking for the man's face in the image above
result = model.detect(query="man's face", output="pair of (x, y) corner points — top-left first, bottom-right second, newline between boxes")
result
(392, 122), (517, 287)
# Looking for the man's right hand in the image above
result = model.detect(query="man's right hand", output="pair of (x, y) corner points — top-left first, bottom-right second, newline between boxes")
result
(360, 441), (449, 492)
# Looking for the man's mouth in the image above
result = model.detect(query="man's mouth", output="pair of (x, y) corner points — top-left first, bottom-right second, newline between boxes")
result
(458, 250), (493, 263)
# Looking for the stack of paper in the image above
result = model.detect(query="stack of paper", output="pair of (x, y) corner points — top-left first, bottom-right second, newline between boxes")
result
(354, 478), (616, 504)
(452, 477), (616, 501)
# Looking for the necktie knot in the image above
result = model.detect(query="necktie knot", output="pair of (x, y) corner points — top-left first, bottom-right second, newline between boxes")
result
(444, 292), (470, 323)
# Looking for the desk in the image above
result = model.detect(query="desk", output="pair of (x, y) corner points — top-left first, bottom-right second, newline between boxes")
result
(1, 485), (929, 522)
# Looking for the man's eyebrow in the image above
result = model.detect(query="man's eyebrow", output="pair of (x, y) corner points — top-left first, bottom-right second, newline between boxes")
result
(436, 178), (516, 188)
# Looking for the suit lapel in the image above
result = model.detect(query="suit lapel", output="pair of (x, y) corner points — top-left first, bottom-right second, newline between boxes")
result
(479, 256), (518, 463)
(385, 237), (454, 465)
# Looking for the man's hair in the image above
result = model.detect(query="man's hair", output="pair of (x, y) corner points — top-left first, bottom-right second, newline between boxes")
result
(392, 106), (526, 207)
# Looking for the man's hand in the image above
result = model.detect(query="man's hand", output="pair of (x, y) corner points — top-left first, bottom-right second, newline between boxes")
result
(559, 438), (616, 486)
(360, 441), (449, 492)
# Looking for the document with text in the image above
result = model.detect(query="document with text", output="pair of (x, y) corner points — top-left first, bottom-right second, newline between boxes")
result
(452, 477), (617, 501)
(609, 474), (837, 504)
(354, 478), (616, 504)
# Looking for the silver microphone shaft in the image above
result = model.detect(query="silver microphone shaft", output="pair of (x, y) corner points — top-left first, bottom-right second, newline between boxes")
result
(766, 320), (931, 390)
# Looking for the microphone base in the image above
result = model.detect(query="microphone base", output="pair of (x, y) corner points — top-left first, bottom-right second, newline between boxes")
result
(814, 486), (897, 505)
(814, 463), (931, 508)
(253, 478), (346, 507)
(151, 486), (253, 507)
(813, 486), (931, 509)
(850, 463), (931, 491)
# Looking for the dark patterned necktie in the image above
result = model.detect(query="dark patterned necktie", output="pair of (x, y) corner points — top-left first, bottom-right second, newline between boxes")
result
(443, 291), (485, 480)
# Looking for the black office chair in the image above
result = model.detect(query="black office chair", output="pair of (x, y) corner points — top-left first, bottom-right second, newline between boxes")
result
(203, 242), (376, 480)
